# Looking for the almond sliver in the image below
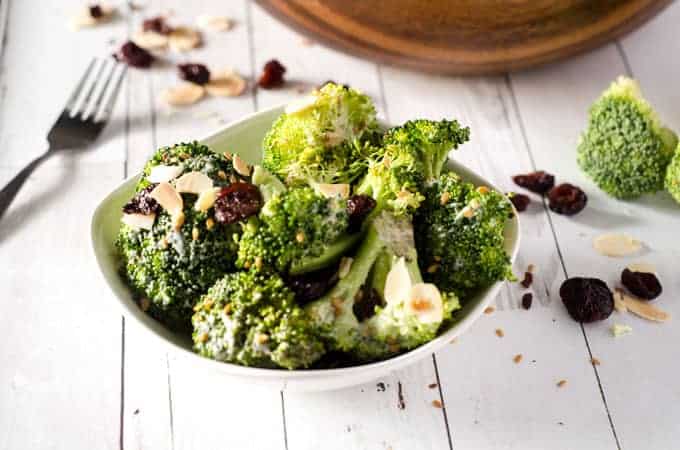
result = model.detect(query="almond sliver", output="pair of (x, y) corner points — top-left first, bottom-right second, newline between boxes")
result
(168, 26), (202, 52)
(147, 164), (183, 183)
(618, 290), (670, 322)
(205, 69), (246, 97)
(132, 30), (169, 49)
(613, 289), (628, 313)
(121, 212), (156, 230)
(161, 83), (205, 106)
(593, 233), (642, 257)
(195, 188), (220, 212)
(175, 171), (213, 194)
(384, 257), (412, 306)
(196, 15), (234, 31)
(150, 182), (183, 216)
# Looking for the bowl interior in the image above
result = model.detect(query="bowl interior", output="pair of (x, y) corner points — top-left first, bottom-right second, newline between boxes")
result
(91, 105), (520, 387)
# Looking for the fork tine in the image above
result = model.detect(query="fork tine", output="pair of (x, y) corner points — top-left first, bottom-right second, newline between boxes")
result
(83, 59), (116, 120)
(70, 58), (106, 118)
(65, 58), (97, 112)
(94, 62), (127, 123)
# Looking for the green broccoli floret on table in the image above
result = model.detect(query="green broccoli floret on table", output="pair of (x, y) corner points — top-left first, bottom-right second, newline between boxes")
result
(355, 119), (470, 216)
(665, 143), (680, 204)
(192, 272), (325, 369)
(577, 76), (678, 199)
(263, 83), (380, 185)
(237, 186), (350, 273)
(414, 172), (514, 297)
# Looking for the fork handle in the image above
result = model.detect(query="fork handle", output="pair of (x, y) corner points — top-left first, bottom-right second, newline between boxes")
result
(0, 152), (51, 221)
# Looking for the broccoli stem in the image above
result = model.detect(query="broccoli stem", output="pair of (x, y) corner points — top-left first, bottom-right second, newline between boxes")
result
(289, 233), (363, 275)
(368, 249), (392, 295)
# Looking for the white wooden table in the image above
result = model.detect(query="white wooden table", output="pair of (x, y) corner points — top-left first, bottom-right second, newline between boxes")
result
(1, 1), (679, 449)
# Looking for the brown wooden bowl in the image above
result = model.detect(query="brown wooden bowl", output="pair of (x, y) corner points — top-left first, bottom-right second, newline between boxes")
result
(255, 0), (672, 75)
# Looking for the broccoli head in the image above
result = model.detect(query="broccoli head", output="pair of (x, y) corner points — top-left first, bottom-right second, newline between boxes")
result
(665, 143), (680, 204)
(355, 119), (470, 216)
(577, 76), (678, 199)
(237, 186), (350, 273)
(262, 83), (380, 184)
(192, 272), (325, 369)
(414, 172), (514, 297)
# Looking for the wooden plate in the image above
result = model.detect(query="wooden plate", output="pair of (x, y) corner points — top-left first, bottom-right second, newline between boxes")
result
(255, 0), (672, 75)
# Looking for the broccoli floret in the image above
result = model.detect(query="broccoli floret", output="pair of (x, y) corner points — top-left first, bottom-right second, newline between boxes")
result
(665, 143), (680, 204)
(577, 76), (678, 199)
(263, 83), (380, 184)
(117, 143), (241, 331)
(237, 186), (350, 273)
(414, 172), (514, 297)
(192, 272), (325, 369)
(355, 119), (470, 216)
(251, 165), (286, 202)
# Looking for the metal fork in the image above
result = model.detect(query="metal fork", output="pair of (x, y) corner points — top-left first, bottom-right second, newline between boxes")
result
(0, 57), (127, 220)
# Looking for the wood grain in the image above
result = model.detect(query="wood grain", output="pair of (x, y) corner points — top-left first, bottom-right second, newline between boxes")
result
(255, 0), (672, 75)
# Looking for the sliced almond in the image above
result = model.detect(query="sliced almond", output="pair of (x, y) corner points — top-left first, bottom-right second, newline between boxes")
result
(121, 212), (156, 230)
(611, 323), (632, 337)
(70, 5), (115, 29)
(174, 171), (213, 194)
(617, 290), (670, 322)
(285, 95), (317, 115)
(314, 183), (350, 199)
(150, 182), (184, 230)
(593, 233), (642, 257)
(627, 262), (656, 274)
(196, 14), (233, 31)
(406, 283), (444, 324)
(384, 257), (412, 306)
(232, 154), (251, 177)
(132, 30), (169, 50)
(168, 26), (202, 52)
(205, 69), (246, 97)
(613, 289), (628, 313)
(338, 257), (353, 279)
(161, 83), (205, 106)
(147, 164), (183, 183)
(195, 188), (220, 212)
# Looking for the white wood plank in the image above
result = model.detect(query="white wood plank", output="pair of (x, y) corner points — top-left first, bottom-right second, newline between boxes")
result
(379, 67), (620, 448)
(511, 35), (680, 449)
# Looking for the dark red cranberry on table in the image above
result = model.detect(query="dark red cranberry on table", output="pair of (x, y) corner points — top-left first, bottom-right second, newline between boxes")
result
(114, 41), (154, 68)
(508, 192), (530, 212)
(143, 16), (173, 35)
(521, 292), (533, 310)
(621, 268), (662, 300)
(520, 271), (533, 288)
(548, 183), (587, 215)
(178, 63), (211, 85)
(559, 277), (613, 323)
(122, 184), (159, 215)
(89, 5), (104, 19)
(347, 194), (377, 232)
(213, 182), (262, 224)
(512, 170), (555, 194)
(257, 59), (286, 89)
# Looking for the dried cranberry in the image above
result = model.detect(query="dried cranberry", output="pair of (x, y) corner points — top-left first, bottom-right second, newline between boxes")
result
(114, 41), (154, 68)
(213, 182), (262, 224)
(512, 170), (555, 194)
(143, 16), (173, 35)
(347, 195), (377, 232)
(122, 184), (159, 215)
(521, 292), (533, 310)
(178, 63), (210, 85)
(548, 183), (587, 216)
(559, 277), (613, 323)
(621, 268), (662, 300)
(286, 266), (339, 305)
(89, 5), (103, 18)
(353, 287), (383, 322)
(257, 59), (286, 89)
(508, 192), (530, 212)
(520, 271), (533, 288)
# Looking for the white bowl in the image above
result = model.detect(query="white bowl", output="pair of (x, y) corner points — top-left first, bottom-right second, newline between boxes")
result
(91, 105), (520, 392)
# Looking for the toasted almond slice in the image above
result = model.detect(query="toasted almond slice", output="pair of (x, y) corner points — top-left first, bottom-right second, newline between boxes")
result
(147, 164), (183, 183)
(121, 212), (156, 230)
(195, 188), (220, 212)
(132, 30), (169, 49)
(196, 14), (234, 31)
(406, 283), (444, 324)
(627, 262), (656, 274)
(593, 233), (642, 257)
(205, 69), (246, 97)
(232, 154), (251, 176)
(161, 83), (205, 106)
(70, 5), (115, 29)
(613, 289), (628, 313)
(314, 183), (350, 199)
(174, 171), (213, 194)
(618, 290), (670, 322)
(168, 26), (202, 52)
(338, 257), (353, 279)
(285, 95), (317, 115)
(384, 257), (412, 306)
(150, 182), (183, 216)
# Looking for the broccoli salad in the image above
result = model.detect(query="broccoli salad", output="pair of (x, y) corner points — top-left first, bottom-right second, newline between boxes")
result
(116, 83), (515, 369)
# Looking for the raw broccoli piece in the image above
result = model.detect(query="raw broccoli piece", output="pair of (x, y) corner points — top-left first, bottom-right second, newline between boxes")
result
(665, 143), (680, 204)
(192, 272), (325, 369)
(237, 186), (350, 273)
(355, 119), (470, 216)
(263, 83), (380, 184)
(414, 172), (514, 297)
(577, 76), (678, 199)
(305, 211), (458, 358)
